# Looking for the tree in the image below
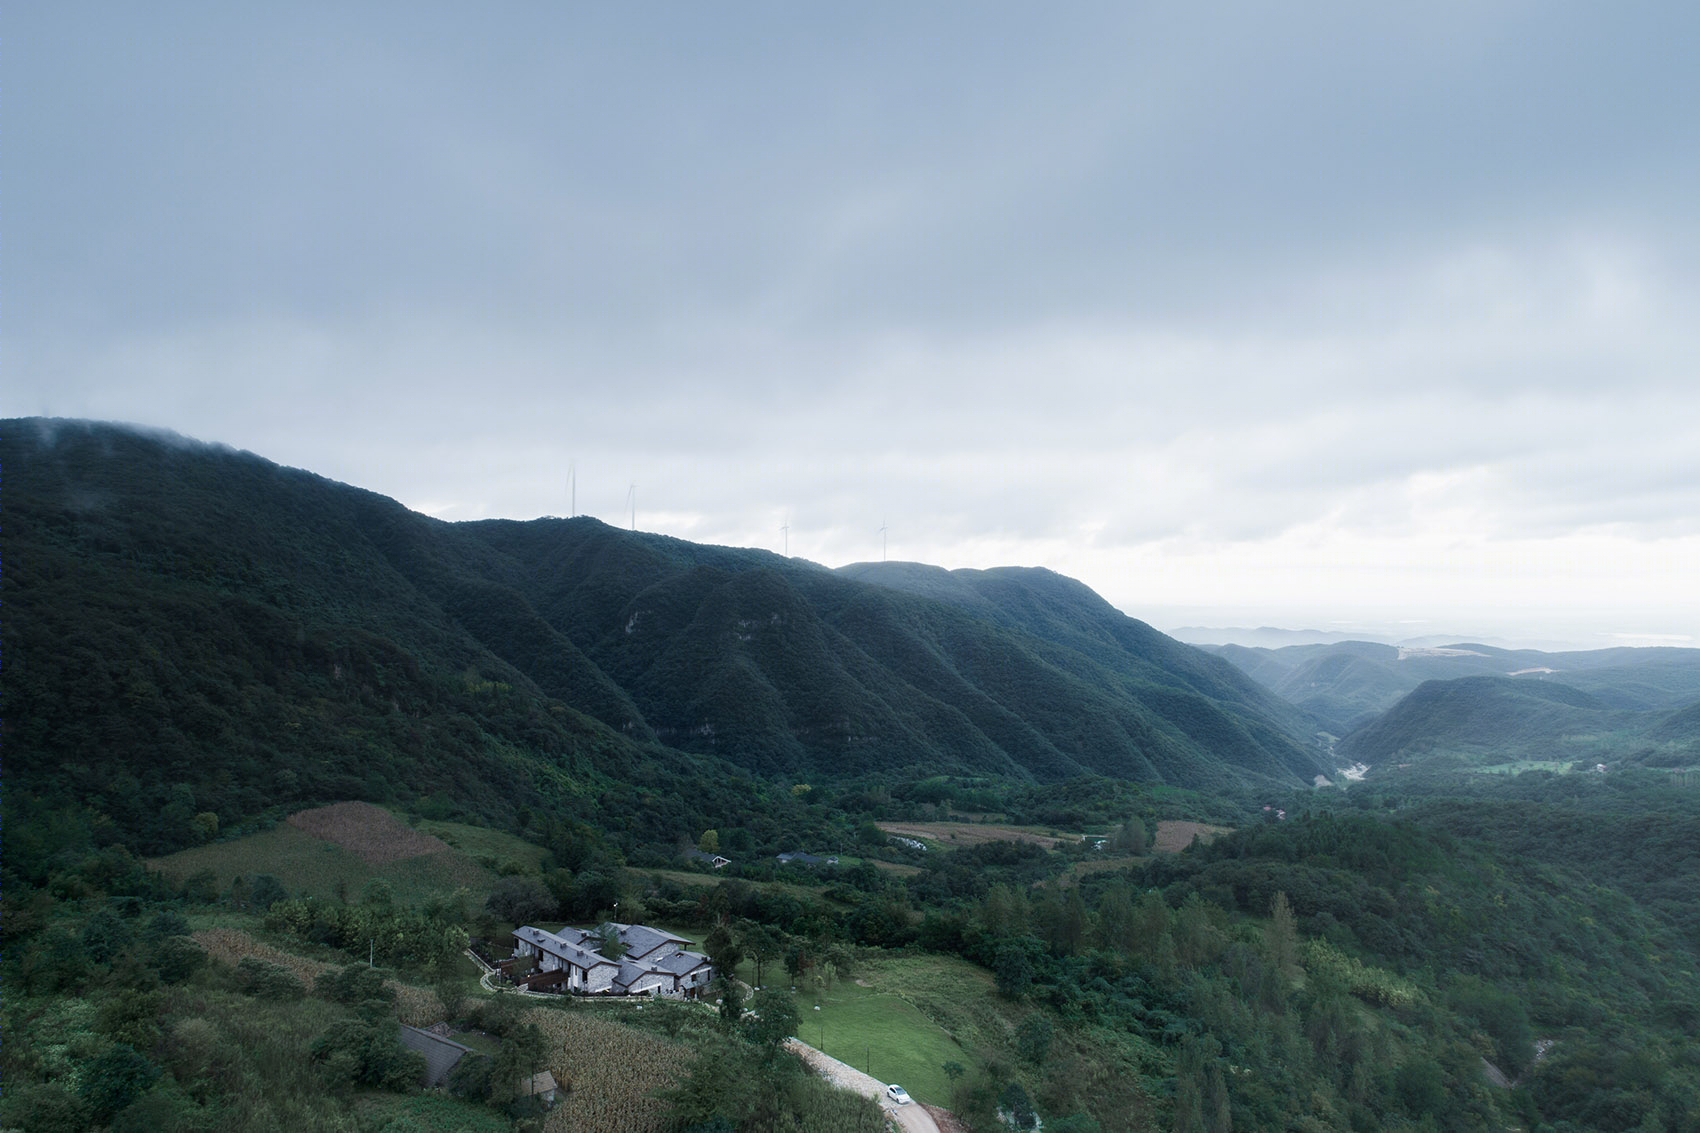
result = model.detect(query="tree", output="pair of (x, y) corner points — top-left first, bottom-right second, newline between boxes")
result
(81, 915), (134, 964)
(1111, 817), (1146, 854)
(994, 942), (1035, 1001)
(744, 923), (783, 987)
(1001, 1081), (1038, 1130)
(741, 988), (801, 1056)
(316, 963), (395, 1019)
(80, 1044), (160, 1122)
(1264, 891), (1299, 980)
(448, 1052), (496, 1101)
(492, 1022), (548, 1105)
(1016, 1015), (1053, 1067)
(237, 956), (305, 999)
(942, 1061), (966, 1084)
(486, 877), (559, 924)
(147, 934), (207, 984)
(310, 1019), (425, 1092)
(596, 924), (628, 961)
(698, 829), (720, 854)
(715, 976), (746, 1033)
(704, 924), (744, 979)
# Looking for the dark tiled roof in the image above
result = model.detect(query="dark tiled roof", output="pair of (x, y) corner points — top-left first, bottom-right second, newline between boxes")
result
(398, 1024), (472, 1087)
(601, 921), (690, 960)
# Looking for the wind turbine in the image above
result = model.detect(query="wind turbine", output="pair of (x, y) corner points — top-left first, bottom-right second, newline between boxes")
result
(568, 461), (576, 517)
(879, 519), (888, 563)
(627, 483), (636, 531)
(781, 520), (789, 557)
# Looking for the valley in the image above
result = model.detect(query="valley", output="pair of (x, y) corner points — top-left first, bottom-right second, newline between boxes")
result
(7, 419), (1700, 1132)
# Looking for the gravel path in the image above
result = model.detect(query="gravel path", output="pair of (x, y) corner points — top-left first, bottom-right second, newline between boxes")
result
(786, 1038), (942, 1133)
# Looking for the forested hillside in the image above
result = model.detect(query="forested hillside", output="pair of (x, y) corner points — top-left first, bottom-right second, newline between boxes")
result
(1206, 638), (1700, 733)
(12, 418), (1700, 1132)
(7, 418), (1325, 855)
(1335, 676), (1700, 773)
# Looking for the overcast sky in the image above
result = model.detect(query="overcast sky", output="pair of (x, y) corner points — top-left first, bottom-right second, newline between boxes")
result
(13, 2), (1700, 647)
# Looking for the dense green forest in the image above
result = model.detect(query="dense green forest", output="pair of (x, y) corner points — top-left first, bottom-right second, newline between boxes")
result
(8, 418), (1325, 859)
(8, 419), (1700, 1131)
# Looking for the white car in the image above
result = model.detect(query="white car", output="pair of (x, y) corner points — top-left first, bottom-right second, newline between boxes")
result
(886, 1084), (913, 1106)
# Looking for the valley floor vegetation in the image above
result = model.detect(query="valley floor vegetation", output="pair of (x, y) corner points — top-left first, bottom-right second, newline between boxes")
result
(9, 765), (1700, 1131)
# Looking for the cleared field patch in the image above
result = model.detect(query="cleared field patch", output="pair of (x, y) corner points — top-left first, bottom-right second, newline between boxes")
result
(1152, 820), (1231, 853)
(420, 818), (549, 872)
(148, 805), (528, 906)
(288, 801), (449, 863)
(876, 821), (1075, 851)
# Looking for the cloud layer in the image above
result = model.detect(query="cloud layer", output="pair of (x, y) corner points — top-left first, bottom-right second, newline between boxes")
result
(13, 1), (1700, 644)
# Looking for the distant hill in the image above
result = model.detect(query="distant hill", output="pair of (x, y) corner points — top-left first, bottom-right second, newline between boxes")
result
(1335, 675), (1700, 771)
(1205, 638), (1700, 733)
(7, 419), (1328, 853)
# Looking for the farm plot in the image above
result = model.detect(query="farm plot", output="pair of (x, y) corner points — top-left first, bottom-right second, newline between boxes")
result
(148, 805), (521, 906)
(529, 1007), (690, 1133)
(287, 801), (451, 863)
(1151, 820), (1231, 853)
(875, 821), (1076, 851)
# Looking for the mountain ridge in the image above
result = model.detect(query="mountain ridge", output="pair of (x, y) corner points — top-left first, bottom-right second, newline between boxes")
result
(8, 418), (1329, 852)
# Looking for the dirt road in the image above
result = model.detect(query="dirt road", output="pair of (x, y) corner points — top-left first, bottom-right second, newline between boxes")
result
(786, 1038), (942, 1133)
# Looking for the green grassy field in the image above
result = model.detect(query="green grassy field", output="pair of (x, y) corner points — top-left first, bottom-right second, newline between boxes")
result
(744, 950), (1006, 1107)
(146, 814), (542, 906)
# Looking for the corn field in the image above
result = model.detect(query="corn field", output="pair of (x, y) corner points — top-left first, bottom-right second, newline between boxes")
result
(526, 1007), (690, 1133)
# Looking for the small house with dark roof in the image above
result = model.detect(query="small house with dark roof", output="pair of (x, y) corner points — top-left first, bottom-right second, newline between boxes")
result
(398, 1024), (472, 1088)
(687, 849), (732, 868)
(520, 1070), (560, 1105)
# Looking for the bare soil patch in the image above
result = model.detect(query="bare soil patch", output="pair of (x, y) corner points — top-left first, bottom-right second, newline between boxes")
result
(287, 801), (450, 864)
(1152, 820), (1232, 853)
(876, 822), (1073, 850)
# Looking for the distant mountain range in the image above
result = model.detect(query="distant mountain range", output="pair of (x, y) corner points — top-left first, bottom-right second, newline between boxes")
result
(1170, 625), (1580, 650)
(1202, 638), (1700, 735)
(1193, 637), (1700, 778)
(8, 419), (1330, 852)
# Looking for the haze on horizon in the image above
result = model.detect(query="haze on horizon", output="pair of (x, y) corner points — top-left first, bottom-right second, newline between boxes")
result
(12, 3), (1700, 650)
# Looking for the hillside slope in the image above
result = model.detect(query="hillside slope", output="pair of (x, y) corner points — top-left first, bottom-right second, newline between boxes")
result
(1208, 638), (1700, 731)
(1336, 675), (1642, 768)
(8, 418), (1328, 852)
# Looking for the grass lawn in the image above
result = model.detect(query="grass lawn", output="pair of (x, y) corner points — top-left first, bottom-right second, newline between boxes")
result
(744, 950), (1006, 1108)
(800, 987), (963, 1105)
